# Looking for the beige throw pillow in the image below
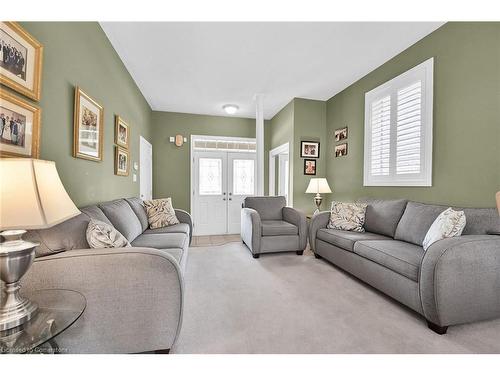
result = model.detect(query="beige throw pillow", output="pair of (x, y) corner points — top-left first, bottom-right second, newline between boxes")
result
(86, 219), (130, 248)
(422, 207), (466, 251)
(327, 201), (367, 232)
(144, 197), (180, 229)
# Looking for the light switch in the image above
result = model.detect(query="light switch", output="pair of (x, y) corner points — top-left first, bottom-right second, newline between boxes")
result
(184, 137), (187, 142)
(169, 136), (175, 143)
(133, 174), (137, 182)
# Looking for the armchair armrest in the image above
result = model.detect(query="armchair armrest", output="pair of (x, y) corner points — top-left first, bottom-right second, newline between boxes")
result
(308, 211), (330, 251)
(22, 247), (184, 353)
(241, 207), (262, 254)
(175, 208), (193, 244)
(283, 207), (308, 250)
(419, 235), (500, 327)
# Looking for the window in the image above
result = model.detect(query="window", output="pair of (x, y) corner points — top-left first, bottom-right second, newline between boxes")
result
(364, 58), (433, 186)
(199, 158), (222, 195)
(232, 159), (255, 195)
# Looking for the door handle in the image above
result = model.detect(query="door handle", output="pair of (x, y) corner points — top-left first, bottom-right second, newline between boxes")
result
(229, 192), (232, 196)
(229, 198), (232, 201)
(223, 198), (226, 201)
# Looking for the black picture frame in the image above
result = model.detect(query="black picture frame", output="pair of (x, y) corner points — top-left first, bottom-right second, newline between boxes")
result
(300, 141), (320, 158)
(304, 159), (316, 175)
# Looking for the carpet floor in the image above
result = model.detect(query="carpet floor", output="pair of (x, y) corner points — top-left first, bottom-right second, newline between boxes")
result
(172, 242), (500, 354)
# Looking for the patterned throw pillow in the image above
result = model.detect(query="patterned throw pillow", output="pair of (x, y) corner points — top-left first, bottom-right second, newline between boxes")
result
(327, 201), (368, 232)
(144, 197), (180, 229)
(422, 207), (466, 251)
(86, 219), (130, 248)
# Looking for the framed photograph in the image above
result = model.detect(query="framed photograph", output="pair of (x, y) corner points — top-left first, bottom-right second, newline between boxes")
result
(115, 146), (129, 176)
(304, 159), (316, 175)
(73, 87), (104, 161)
(115, 115), (129, 149)
(301, 141), (320, 158)
(0, 90), (40, 158)
(335, 127), (348, 142)
(0, 22), (43, 101)
(335, 143), (348, 157)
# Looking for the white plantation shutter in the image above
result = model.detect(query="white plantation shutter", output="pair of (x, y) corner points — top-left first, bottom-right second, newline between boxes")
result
(364, 58), (433, 186)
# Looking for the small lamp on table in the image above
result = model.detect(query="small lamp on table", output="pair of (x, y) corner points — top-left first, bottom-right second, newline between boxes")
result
(305, 178), (332, 215)
(0, 158), (80, 333)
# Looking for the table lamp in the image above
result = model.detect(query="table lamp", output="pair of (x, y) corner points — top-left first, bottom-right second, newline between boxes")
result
(0, 158), (80, 332)
(306, 178), (332, 215)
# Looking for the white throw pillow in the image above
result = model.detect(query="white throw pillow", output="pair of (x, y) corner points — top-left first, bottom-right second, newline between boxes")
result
(327, 201), (367, 232)
(144, 197), (180, 229)
(86, 219), (131, 248)
(422, 208), (466, 251)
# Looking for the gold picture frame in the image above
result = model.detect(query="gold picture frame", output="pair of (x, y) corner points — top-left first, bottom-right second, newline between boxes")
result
(115, 115), (129, 149)
(115, 146), (129, 176)
(73, 86), (104, 162)
(0, 90), (41, 158)
(0, 22), (43, 101)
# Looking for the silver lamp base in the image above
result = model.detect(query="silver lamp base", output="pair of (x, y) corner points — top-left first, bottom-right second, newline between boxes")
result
(312, 193), (323, 215)
(0, 230), (39, 332)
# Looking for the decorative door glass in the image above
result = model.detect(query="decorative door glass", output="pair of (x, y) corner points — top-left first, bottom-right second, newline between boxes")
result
(199, 158), (222, 195)
(232, 159), (255, 195)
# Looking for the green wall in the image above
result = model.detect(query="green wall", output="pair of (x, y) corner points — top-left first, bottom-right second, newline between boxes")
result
(151, 111), (256, 211)
(12, 22), (153, 207)
(326, 22), (500, 208)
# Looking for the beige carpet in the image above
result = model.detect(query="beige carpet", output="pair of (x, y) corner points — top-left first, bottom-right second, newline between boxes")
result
(172, 242), (500, 354)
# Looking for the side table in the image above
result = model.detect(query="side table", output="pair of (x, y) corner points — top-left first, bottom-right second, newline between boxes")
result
(0, 289), (86, 354)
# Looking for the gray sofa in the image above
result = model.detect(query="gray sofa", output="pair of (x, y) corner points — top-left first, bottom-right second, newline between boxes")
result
(22, 197), (192, 353)
(241, 196), (307, 258)
(309, 199), (500, 334)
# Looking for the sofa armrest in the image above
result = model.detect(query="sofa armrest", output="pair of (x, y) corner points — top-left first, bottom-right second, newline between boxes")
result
(241, 207), (262, 254)
(175, 208), (193, 244)
(283, 207), (308, 250)
(308, 211), (330, 252)
(22, 247), (184, 353)
(419, 235), (500, 326)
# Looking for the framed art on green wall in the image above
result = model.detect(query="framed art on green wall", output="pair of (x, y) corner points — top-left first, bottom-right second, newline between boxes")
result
(115, 146), (129, 176)
(115, 115), (130, 149)
(0, 22), (43, 101)
(73, 87), (104, 162)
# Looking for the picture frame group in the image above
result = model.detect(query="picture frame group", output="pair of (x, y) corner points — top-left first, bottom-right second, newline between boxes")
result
(334, 126), (348, 157)
(0, 22), (43, 159)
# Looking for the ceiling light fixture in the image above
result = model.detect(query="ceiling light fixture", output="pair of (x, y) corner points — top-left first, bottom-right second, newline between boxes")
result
(223, 104), (239, 115)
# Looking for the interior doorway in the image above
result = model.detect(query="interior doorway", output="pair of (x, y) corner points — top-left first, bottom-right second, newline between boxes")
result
(140, 136), (153, 200)
(191, 136), (257, 236)
(269, 142), (291, 206)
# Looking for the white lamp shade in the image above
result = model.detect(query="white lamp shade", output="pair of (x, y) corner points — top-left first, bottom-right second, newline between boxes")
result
(306, 178), (332, 194)
(0, 158), (80, 230)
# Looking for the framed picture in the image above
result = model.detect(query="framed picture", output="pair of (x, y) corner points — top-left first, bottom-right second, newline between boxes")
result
(0, 22), (43, 101)
(0, 90), (40, 158)
(304, 159), (316, 175)
(301, 141), (320, 158)
(335, 127), (348, 142)
(115, 115), (129, 149)
(115, 146), (129, 176)
(335, 143), (348, 157)
(73, 87), (104, 161)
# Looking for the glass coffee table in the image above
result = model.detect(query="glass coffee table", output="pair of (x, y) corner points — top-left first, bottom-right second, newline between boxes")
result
(0, 289), (86, 354)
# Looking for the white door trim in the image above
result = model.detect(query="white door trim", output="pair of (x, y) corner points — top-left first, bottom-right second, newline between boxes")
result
(139, 136), (153, 200)
(268, 142), (292, 206)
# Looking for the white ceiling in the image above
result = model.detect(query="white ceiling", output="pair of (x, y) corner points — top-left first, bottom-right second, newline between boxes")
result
(101, 22), (444, 119)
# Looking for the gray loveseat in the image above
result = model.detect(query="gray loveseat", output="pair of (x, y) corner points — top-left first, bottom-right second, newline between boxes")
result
(22, 197), (192, 353)
(309, 199), (500, 334)
(241, 196), (307, 258)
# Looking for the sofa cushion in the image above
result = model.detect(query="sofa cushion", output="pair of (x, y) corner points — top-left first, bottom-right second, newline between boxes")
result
(327, 201), (367, 232)
(144, 223), (190, 236)
(261, 220), (298, 236)
(395, 201), (500, 246)
(144, 198), (180, 229)
(80, 205), (113, 226)
(244, 196), (285, 220)
(86, 219), (130, 248)
(26, 213), (90, 257)
(422, 208), (466, 251)
(99, 199), (143, 242)
(131, 232), (188, 250)
(353, 240), (424, 282)
(316, 228), (390, 252)
(360, 198), (408, 237)
(125, 197), (149, 232)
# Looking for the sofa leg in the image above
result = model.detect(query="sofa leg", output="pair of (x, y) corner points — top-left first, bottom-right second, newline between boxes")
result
(427, 320), (448, 335)
(252, 253), (260, 259)
(296, 250), (304, 256)
(314, 253), (322, 259)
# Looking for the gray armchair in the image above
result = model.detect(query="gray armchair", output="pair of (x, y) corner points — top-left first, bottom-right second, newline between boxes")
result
(241, 196), (307, 258)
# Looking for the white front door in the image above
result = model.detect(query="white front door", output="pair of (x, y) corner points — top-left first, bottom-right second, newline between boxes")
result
(193, 150), (256, 235)
(140, 136), (153, 200)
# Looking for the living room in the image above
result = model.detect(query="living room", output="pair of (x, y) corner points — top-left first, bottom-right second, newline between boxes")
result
(1, 1), (500, 373)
